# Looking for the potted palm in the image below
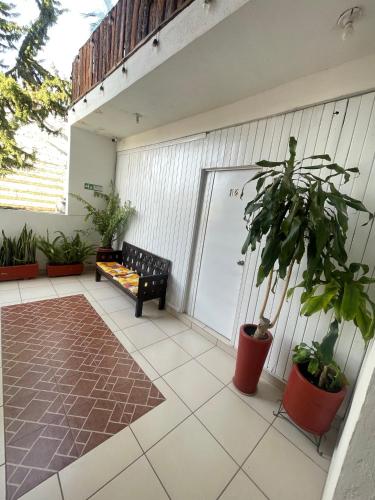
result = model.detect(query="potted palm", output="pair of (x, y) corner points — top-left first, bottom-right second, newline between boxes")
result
(0, 225), (38, 281)
(233, 136), (372, 394)
(71, 183), (135, 256)
(283, 262), (375, 435)
(38, 231), (96, 277)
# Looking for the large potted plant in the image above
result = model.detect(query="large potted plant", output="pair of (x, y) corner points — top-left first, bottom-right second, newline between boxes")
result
(71, 183), (135, 256)
(233, 137), (372, 394)
(0, 225), (38, 281)
(283, 262), (375, 435)
(38, 231), (96, 277)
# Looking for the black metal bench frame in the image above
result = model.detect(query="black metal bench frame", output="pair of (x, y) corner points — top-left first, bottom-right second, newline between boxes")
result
(95, 242), (171, 318)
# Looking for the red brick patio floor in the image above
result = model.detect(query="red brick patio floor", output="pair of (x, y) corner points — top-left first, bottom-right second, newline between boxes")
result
(1, 295), (165, 500)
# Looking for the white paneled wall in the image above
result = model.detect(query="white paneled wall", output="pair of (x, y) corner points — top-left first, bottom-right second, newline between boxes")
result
(116, 91), (375, 388)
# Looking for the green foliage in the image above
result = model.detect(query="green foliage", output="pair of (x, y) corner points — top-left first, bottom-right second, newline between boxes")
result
(0, 224), (37, 266)
(242, 137), (372, 289)
(299, 263), (375, 342)
(292, 321), (348, 392)
(0, 0), (70, 176)
(38, 231), (96, 265)
(70, 183), (135, 248)
(242, 136), (375, 387)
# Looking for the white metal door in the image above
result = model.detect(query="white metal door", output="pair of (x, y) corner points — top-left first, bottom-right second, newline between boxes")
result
(193, 168), (259, 340)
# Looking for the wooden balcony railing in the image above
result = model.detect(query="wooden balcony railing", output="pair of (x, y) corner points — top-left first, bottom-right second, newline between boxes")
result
(71, 0), (195, 104)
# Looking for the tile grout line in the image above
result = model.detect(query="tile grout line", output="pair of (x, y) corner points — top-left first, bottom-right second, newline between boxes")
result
(129, 426), (172, 500)
(57, 471), (65, 500)
(224, 380), (279, 426)
(268, 421), (331, 473)
(237, 421), (274, 499)
(85, 452), (145, 500)
(214, 466), (241, 500)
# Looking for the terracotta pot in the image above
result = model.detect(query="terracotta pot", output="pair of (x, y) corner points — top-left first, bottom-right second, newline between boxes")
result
(0, 263), (39, 281)
(46, 263), (84, 278)
(96, 247), (114, 261)
(233, 324), (273, 395)
(283, 363), (346, 436)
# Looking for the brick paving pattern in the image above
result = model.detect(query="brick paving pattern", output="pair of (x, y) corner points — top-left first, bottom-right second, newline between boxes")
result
(1, 294), (165, 499)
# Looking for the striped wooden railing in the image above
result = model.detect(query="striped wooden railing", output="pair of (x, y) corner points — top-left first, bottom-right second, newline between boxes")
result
(71, 0), (195, 104)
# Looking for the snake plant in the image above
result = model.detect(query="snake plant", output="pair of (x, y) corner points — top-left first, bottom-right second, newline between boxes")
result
(0, 225), (37, 266)
(38, 231), (96, 265)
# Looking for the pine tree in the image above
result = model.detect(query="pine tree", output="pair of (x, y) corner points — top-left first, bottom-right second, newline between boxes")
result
(0, 0), (70, 176)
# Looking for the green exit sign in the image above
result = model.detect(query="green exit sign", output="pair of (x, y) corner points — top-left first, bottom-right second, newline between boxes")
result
(84, 183), (103, 192)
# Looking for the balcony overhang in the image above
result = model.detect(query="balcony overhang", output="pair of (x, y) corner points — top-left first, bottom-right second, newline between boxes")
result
(69, 0), (375, 140)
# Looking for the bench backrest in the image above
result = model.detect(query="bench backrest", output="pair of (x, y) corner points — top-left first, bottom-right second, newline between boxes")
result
(122, 242), (170, 277)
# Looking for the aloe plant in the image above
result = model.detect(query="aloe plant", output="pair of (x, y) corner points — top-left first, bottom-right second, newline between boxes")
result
(0, 225), (37, 266)
(241, 137), (373, 339)
(70, 182), (135, 248)
(38, 231), (96, 265)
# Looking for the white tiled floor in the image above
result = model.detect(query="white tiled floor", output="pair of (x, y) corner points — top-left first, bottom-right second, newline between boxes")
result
(0, 273), (336, 500)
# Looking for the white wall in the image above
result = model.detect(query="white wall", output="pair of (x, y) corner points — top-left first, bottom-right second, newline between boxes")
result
(67, 127), (116, 215)
(323, 340), (375, 500)
(0, 211), (90, 268)
(0, 127), (117, 269)
(115, 90), (375, 399)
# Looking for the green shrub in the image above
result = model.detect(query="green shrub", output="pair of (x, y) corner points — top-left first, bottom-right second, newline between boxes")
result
(38, 231), (96, 265)
(70, 182), (135, 248)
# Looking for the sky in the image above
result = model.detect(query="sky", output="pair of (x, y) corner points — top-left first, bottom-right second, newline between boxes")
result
(10, 0), (115, 79)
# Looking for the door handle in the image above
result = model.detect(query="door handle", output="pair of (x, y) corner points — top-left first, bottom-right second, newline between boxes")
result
(237, 260), (245, 266)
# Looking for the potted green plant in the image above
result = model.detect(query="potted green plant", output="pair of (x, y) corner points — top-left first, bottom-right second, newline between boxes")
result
(0, 225), (38, 281)
(283, 262), (375, 435)
(233, 136), (372, 394)
(38, 231), (96, 277)
(71, 182), (135, 255)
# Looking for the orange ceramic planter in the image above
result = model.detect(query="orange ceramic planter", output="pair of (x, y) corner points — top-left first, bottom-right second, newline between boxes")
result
(46, 263), (84, 277)
(283, 364), (346, 435)
(0, 263), (39, 281)
(233, 324), (273, 395)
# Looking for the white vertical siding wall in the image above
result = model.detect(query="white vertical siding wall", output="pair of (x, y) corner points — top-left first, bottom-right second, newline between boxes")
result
(116, 91), (375, 388)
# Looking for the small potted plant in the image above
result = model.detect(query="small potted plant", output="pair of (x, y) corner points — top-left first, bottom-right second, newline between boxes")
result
(0, 225), (38, 281)
(71, 182), (135, 257)
(233, 137), (372, 394)
(283, 262), (375, 435)
(38, 231), (96, 277)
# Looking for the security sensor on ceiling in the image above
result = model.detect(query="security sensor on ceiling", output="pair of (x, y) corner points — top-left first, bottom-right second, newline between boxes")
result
(337, 6), (362, 40)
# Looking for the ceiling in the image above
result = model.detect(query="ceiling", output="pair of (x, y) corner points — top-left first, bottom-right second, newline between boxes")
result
(74, 0), (375, 139)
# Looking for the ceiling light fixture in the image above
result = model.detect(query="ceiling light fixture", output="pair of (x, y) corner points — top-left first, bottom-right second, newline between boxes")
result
(337, 6), (362, 41)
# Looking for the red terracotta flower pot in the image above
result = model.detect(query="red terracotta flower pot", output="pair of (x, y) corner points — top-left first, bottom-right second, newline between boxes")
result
(46, 263), (84, 278)
(233, 324), (273, 395)
(0, 263), (39, 281)
(283, 363), (346, 436)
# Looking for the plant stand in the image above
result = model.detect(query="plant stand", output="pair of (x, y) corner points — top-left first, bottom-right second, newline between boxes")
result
(273, 400), (325, 456)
